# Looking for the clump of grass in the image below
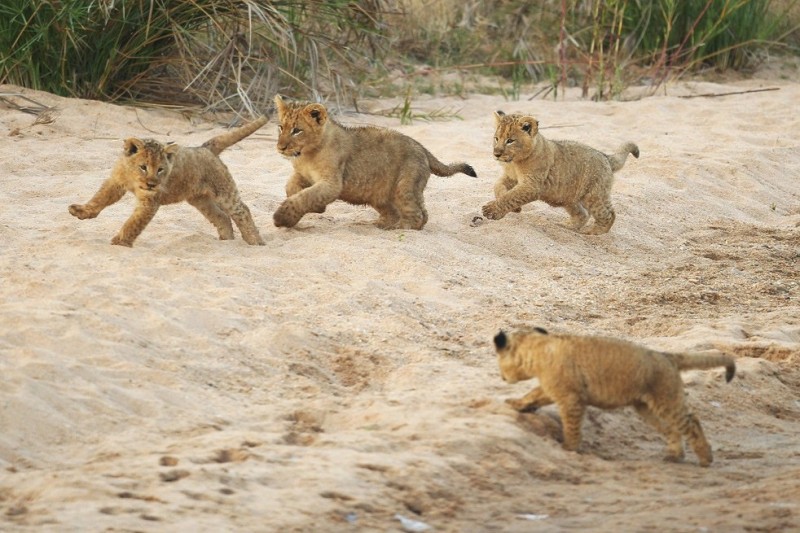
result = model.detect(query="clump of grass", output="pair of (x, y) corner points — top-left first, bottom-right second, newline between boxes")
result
(388, 0), (798, 101)
(373, 88), (463, 125)
(601, 0), (799, 95)
(626, 0), (788, 70)
(560, 0), (798, 98)
(0, 0), (388, 114)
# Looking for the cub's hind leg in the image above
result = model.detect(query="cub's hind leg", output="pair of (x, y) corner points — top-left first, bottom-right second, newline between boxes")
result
(677, 412), (713, 467)
(217, 195), (264, 245)
(69, 179), (126, 219)
(395, 202), (427, 230)
(393, 171), (429, 230)
(375, 204), (401, 230)
(582, 198), (616, 235)
(650, 394), (712, 466)
(581, 181), (616, 234)
(564, 202), (590, 231)
(188, 196), (234, 240)
(635, 402), (685, 463)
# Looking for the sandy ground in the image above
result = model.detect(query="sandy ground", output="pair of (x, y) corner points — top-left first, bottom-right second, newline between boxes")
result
(1, 78), (799, 532)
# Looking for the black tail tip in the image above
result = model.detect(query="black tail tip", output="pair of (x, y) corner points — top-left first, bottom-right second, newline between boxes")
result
(464, 164), (477, 178)
(725, 362), (736, 382)
(631, 145), (640, 158)
(493, 330), (508, 350)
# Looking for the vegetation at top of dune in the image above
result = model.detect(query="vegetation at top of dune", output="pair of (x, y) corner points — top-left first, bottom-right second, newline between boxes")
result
(0, 0), (797, 113)
(0, 0), (387, 114)
(388, 0), (800, 100)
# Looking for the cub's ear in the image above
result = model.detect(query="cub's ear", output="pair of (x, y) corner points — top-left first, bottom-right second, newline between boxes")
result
(493, 330), (508, 350)
(164, 142), (179, 160)
(494, 110), (506, 124)
(123, 138), (144, 156)
(520, 117), (539, 136)
(274, 94), (286, 119)
(533, 327), (548, 335)
(304, 103), (328, 125)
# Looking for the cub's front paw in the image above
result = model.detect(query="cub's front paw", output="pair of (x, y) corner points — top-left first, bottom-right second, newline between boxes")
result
(69, 204), (93, 219)
(273, 203), (302, 228)
(110, 235), (133, 247)
(505, 398), (538, 413)
(481, 201), (506, 220)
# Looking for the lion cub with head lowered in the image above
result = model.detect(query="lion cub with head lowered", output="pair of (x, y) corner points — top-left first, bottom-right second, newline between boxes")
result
(69, 118), (267, 247)
(493, 328), (735, 466)
(482, 111), (638, 234)
(272, 95), (477, 230)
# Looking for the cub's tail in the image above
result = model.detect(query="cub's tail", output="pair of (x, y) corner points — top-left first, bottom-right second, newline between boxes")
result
(426, 151), (478, 178)
(202, 116), (268, 156)
(608, 142), (639, 172)
(669, 352), (736, 382)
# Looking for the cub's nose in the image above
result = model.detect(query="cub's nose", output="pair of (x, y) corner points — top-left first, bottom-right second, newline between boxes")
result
(145, 180), (158, 190)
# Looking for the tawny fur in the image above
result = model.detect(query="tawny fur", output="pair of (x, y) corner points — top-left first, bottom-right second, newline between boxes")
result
(482, 111), (639, 234)
(493, 328), (735, 466)
(272, 95), (477, 230)
(69, 118), (267, 247)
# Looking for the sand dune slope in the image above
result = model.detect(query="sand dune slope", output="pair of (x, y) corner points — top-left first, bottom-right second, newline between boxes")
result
(1, 80), (799, 531)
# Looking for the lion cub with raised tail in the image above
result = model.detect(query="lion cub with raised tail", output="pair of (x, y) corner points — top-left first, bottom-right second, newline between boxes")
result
(482, 111), (638, 234)
(69, 118), (267, 247)
(272, 95), (477, 230)
(493, 328), (735, 466)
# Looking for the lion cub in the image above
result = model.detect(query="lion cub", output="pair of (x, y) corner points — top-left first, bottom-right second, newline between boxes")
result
(482, 111), (638, 234)
(272, 95), (477, 230)
(493, 328), (735, 466)
(69, 118), (267, 247)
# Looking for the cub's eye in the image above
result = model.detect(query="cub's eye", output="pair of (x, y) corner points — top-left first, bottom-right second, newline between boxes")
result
(506, 139), (515, 145)
(291, 128), (302, 136)
(139, 164), (147, 172)
(277, 125), (283, 132)
(494, 137), (498, 142)
(157, 167), (165, 175)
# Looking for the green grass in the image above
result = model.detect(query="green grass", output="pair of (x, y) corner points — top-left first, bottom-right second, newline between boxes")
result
(0, 0), (387, 113)
(0, 1), (797, 111)
(623, 0), (785, 70)
(387, 0), (799, 101)
(372, 88), (463, 125)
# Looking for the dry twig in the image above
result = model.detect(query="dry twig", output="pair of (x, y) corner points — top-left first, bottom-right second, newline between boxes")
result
(678, 87), (780, 99)
(0, 93), (54, 115)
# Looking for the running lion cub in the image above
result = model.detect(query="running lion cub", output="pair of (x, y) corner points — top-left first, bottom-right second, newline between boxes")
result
(493, 328), (735, 466)
(482, 111), (638, 234)
(69, 118), (267, 247)
(272, 95), (477, 230)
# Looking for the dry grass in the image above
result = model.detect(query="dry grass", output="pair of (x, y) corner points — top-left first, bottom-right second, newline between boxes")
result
(1, 0), (797, 115)
(0, 1), (390, 116)
(383, 0), (800, 102)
